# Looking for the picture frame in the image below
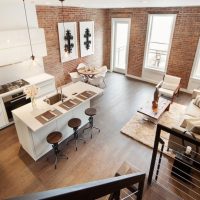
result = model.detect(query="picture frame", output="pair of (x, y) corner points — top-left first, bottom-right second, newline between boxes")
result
(79, 21), (95, 57)
(58, 22), (78, 62)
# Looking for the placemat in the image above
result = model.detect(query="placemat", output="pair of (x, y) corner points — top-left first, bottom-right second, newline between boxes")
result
(35, 109), (62, 125)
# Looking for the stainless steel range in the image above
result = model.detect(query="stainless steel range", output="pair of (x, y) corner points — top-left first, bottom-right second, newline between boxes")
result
(1, 79), (30, 122)
(0, 79), (29, 94)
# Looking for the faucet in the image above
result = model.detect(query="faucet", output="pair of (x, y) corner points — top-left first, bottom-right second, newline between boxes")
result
(56, 80), (65, 103)
(45, 96), (50, 105)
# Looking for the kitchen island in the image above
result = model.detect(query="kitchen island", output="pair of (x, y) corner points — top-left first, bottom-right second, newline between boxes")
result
(12, 82), (103, 161)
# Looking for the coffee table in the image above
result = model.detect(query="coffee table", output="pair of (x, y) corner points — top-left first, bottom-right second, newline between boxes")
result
(137, 97), (171, 124)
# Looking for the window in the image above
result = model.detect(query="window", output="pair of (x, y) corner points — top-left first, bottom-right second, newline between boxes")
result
(192, 39), (200, 79)
(144, 14), (176, 72)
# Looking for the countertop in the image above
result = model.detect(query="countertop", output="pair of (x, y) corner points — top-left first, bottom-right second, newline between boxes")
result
(0, 73), (54, 98)
(12, 82), (103, 132)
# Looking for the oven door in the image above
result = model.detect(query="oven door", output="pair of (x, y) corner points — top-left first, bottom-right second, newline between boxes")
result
(4, 94), (31, 122)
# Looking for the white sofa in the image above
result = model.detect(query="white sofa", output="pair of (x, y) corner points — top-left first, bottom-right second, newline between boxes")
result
(168, 89), (200, 161)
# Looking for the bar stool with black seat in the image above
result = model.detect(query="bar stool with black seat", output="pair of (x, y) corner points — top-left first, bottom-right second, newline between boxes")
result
(46, 131), (68, 169)
(83, 108), (100, 138)
(68, 118), (86, 151)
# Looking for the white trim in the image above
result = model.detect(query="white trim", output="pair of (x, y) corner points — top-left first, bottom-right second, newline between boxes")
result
(191, 38), (200, 79)
(142, 14), (177, 74)
(125, 73), (192, 94)
(110, 18), (131, 75)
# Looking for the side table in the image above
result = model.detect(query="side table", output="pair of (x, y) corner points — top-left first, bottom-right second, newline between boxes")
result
(171, 153), (193, 182)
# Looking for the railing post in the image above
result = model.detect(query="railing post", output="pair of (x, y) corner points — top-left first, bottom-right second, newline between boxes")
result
(155, 139), (164, 181)
(108, 190), (120, 200)
(148, 124), (162, 184)
(136, 174), (145, 200)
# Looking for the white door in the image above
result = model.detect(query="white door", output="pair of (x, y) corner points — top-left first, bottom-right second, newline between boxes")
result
(111, 18), (131, 74)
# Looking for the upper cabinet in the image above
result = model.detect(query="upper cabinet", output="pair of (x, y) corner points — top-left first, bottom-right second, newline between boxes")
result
(0, 28), (47, 66)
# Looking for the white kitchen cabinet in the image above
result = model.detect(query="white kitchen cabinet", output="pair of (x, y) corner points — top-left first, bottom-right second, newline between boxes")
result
(0, 29), (47, 66)
(25, 73), (56, 98)
(12, 82), (103, 161)
(36, 79), (55, 97)
(0, 97), (8, 129)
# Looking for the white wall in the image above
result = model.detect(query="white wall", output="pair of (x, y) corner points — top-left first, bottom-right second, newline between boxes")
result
(0, 0), (45, 85)
(0, 0), (38, 30)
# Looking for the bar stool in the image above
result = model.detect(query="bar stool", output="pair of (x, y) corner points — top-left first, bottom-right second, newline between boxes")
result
(46, 131), (68, 169)
(68, 118), (86, 151)
(83, 108), (100, 138)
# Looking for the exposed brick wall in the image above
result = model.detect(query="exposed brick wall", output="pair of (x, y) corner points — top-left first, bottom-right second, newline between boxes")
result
(167, 7), (200, 88)
(36, 6), (109, 86)
(107, 7), (200, 88)
(37, 6), (200, 88)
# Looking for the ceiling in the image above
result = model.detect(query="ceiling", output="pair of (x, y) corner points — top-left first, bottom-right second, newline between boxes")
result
(33, 0), (200, 8)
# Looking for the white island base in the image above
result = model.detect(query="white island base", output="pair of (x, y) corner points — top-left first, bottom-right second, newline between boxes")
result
(12, 82), (103, 161)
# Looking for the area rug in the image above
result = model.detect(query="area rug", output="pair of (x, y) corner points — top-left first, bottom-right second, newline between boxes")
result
(121, 103), (186, 157)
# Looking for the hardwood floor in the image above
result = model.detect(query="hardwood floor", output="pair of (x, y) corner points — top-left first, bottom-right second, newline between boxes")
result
(0, 73), (191, 200)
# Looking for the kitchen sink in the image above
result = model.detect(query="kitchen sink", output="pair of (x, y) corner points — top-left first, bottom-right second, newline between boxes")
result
(44, 93), (67, 105)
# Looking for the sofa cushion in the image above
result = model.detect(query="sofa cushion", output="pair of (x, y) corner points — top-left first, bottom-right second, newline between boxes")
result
(185, 100), (200, 118)
(164, 74), (181, 85)
(162, 82), (178, 91)
(185, 118), (200, 134)
(159, 88), (174, 97)
(193, 95), (200, 108)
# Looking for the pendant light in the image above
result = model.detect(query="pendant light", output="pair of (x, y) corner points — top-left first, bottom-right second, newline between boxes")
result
(59, 0), (70, 59)
(23, 0), (37, 64)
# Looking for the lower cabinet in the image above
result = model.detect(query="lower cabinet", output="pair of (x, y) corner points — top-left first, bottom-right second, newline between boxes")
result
(0, 97), (8, 129)
(13, 101), (90, 161)
(36, 79), (56, 98)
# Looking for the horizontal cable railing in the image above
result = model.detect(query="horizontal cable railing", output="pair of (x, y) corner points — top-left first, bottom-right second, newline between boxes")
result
(9, 172), (145, 200)
(148, 123), (200, 200)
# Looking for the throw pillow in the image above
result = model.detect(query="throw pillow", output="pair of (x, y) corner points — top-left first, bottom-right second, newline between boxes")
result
(193, 95), (200, 108)
(162, 82), (177, 91)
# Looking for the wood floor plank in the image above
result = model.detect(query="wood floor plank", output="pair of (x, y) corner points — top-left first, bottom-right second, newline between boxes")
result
(0, 73), (191, 200)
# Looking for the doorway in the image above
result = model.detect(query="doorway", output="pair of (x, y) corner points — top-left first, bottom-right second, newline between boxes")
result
(111, 18), (131, 74)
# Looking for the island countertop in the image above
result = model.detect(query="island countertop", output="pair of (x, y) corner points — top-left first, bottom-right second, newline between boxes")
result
(12, 81), (103, 132)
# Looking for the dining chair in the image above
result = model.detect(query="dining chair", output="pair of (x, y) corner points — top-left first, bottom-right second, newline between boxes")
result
(88, 76), (104, 88)
(69, 72), (84, 83)
(77, 63), (86, 69)
(96, 66), (108, 87)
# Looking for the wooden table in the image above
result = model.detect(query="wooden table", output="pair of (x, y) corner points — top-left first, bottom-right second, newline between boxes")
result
(137, 97), (171, 124)
(77, 67), (102, 82)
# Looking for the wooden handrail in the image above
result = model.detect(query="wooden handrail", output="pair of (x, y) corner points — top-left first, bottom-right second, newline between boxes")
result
(9, 172), (145, 200)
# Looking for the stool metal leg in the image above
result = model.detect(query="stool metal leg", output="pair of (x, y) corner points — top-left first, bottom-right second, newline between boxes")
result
(67, 128), (86, 151)
(83, 116), (100, 139)
(51, 143), (68, 170)
(53, 143), (59, 169)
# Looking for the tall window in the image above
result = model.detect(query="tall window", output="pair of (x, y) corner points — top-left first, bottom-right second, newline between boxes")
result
(193, 39), (200, 79)
(144, 14), (176, 71)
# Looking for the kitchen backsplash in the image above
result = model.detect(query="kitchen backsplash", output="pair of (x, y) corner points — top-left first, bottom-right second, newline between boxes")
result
(0, 58), (44, 85)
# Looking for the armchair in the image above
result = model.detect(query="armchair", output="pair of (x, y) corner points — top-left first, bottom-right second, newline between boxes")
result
(156, 74), (181, 101)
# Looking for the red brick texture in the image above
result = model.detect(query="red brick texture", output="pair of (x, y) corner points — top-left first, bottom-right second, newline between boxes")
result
(37, 6), (200, 88)
(107, 7), (200, 88)
(36, 6), (109, 86)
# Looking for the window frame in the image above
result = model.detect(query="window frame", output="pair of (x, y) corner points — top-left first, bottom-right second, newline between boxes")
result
(143, 14), (177, 72)
(192, 38), (200, 79)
